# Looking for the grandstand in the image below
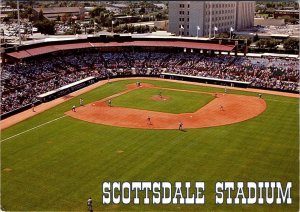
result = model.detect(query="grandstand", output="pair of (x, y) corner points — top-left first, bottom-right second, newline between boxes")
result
(1, 36), (299, 118)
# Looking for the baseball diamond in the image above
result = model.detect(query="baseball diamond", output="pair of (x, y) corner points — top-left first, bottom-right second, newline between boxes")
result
(1, 36), (299, 211)
(1, 78), (298, 211)
(66, 83), (267, 129)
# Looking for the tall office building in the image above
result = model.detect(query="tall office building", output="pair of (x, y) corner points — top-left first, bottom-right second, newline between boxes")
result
(168, 1), (255, 37)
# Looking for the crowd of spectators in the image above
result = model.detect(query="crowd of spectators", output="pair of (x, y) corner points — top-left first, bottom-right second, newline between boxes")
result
(161, 53), (298, 91)
(1, 51), (299, 114)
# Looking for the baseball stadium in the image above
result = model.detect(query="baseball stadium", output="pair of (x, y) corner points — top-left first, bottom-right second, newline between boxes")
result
(1, 35), (299, 211)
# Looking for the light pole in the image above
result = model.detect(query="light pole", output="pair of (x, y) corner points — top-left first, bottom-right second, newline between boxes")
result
(209, 1), (212, 39)
(17, 0), (21, 45)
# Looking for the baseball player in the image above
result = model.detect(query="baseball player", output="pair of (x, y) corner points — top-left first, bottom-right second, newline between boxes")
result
(72, 105), (76, 112)
(108, 99), (112, 107)
(80, 98), (84, 106)
(179, 122), (183, 130)
(220, 105), (224, 111)
(259, 93), (262, 98)
(159, 91), (162, 99)
(147, 116), (152, 125)
(31, 103), (35, 112)
(87, 197), (93, 212)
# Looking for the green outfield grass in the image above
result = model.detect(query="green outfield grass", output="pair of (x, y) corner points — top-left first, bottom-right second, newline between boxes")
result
(112, 88), (214, 114)
(1, 79), (299, 211)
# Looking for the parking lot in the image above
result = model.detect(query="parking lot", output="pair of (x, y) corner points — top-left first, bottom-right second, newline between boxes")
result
(256, 24), (299, 36)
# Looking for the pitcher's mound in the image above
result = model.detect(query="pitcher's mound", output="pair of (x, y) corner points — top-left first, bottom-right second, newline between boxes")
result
(151, 95), (171, 101)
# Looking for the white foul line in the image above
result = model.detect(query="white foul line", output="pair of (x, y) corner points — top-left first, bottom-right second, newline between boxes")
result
(1, 115), (67, 142)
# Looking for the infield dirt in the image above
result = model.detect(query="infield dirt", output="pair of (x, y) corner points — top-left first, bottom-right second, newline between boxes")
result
(66, 83), (267, 129)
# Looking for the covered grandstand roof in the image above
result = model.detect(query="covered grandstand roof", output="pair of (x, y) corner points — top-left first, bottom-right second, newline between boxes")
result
(6, 40), (235, 59)
(91, 41), (235, 51)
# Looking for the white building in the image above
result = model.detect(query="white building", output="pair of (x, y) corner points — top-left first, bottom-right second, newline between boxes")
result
(168, 1), (255, 37)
